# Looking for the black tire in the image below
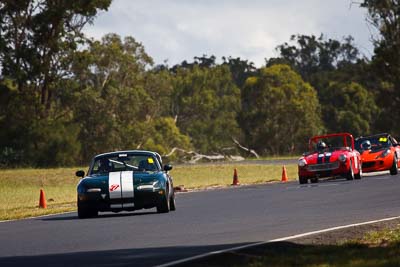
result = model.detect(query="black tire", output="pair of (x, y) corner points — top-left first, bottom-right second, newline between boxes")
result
(390, 156), (398, 175)
(354, 169), (362, 180)
(156, 188), (170, 213)
(310, 178), (319, 183)
(78, 201), (98, 219)
(355, 163), (362, 180)
(346, 160), (355, 180)
(169, 193), (176, 211)
(299, 176), (308, 184)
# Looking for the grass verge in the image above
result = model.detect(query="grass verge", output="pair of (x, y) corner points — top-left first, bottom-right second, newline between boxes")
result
(0, 163), (297, 220)
(179, 224), (400, 267)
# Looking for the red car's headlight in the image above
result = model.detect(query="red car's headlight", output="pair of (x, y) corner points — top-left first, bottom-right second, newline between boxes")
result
(298, 159), (307, 167)
(381, 149), (391, 158)
(339, 154), (347, 162)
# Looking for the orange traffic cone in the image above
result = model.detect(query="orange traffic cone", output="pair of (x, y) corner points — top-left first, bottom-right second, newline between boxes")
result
(39, 189), (47, 209)
(232, 168), (240, 185)
(281, 165), (288, 182)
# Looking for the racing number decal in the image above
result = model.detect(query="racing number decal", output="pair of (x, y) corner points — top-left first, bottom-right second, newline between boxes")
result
(109, 172), (122, 200)
(109, 184), (120, 192)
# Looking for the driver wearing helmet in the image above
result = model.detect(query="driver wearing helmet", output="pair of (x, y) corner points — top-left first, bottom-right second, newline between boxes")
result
(361, 140), (372, 150)
(98, 158), (112, 173)
(316, 140), (327, 152)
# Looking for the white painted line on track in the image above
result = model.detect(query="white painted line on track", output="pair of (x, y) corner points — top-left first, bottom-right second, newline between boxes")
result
(0, 211), (75, 223)
(155, 215), (400, 267)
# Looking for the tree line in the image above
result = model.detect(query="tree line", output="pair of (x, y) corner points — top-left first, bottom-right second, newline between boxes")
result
(0, 0), (399, 167)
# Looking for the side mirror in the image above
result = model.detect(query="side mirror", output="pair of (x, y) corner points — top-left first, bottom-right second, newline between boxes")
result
(76, 170), (85, 178)
(163, 164), (173, 171)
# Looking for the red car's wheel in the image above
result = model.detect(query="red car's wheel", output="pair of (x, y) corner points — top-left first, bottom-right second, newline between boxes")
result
(299, 176), (308, 184)
(346, 160), (355, 180)
(355, 160), (362, 180)
(390, 156), (398, 175)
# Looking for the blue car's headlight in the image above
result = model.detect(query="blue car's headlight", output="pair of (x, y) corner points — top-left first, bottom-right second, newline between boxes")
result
(137, 180), (163, 190)
(152, 180), (162, 189)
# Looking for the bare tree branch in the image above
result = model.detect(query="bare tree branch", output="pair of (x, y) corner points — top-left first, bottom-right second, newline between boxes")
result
(163, 147), (244, 163)
(231, 137), (260, 158)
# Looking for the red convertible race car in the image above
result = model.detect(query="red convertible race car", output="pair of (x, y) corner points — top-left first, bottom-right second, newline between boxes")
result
(355, 133), (400, 175)
(298, 133), (362, 184)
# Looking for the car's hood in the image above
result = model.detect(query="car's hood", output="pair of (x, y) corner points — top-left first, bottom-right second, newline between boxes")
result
(303, 150), (349, 164)
(360, 148), (389, 160)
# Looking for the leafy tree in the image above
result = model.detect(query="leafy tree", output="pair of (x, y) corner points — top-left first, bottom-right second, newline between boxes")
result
(270, 34), (362, 82)
(170, 54), (217, 73)
(0, 0), (112, 111)
(142, 117), (192, 158)
(0, 0), (111, 166)
(319, 82), (378, 136)
(359, 0), (400, 135)
(270, 33), (382, 137)
(71, 34), (192, 161)
(222, 56), (257, 88)
(172, 64), (241, 153)
(70, 34), (154, 159)
(239, 64), (324, 154)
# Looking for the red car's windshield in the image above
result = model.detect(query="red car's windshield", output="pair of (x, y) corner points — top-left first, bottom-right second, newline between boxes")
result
(309, 133), (354, 153)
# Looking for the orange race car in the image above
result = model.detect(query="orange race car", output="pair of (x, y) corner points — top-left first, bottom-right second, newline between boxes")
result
(355, 133), (400, 175)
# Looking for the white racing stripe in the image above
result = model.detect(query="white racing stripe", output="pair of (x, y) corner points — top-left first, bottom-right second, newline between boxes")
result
(156, 215), (400, 267)
(121, 171), (134, 199)
(109, 172), (122, 199)
(108, 171), (135, 208)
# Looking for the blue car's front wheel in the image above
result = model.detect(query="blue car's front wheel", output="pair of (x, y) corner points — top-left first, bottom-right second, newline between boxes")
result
(169, 193), (176, 211)
(77, 199), (98, 219)
(156, 189), (170, 213)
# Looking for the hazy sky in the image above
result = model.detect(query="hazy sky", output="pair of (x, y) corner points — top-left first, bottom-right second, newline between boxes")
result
(84, 0), (374, 67)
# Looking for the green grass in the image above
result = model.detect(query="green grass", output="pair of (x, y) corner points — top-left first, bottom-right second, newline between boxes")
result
(172, 164), (297, 188)
(246, 155), (299, 161)
(0, 164), (297, 220)
(0, 167), (82, 220)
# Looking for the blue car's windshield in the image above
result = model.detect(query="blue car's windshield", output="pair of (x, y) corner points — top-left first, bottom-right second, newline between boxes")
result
(90, 153), (159, 175)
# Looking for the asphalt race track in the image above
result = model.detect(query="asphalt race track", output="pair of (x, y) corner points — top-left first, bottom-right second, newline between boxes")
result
(1, 172), (400, 266)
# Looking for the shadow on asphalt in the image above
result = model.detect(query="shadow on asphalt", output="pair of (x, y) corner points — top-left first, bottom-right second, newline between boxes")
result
(0, 242), (254, 267)
(297, 173), (394, 187)
(40, 211), (158, 221)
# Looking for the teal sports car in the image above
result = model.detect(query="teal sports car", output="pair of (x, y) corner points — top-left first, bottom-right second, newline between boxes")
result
(75, 150), (175, 218)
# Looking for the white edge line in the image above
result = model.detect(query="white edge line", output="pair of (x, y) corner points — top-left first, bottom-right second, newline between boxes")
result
(0, 211), (75, 223)
(155, 215), (400, 267)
